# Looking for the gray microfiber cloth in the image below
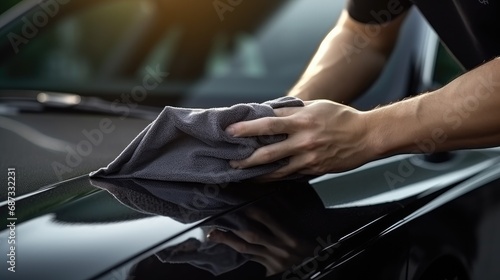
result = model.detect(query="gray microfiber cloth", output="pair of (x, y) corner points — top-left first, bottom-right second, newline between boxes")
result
(90, 96), (304, 183)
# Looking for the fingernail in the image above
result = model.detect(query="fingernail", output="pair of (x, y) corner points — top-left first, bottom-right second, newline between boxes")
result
(229, 161), (240, 169)
(225, 125), (236, 136)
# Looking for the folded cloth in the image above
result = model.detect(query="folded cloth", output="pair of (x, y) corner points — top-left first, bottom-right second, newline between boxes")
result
(90, 97), (304, 183)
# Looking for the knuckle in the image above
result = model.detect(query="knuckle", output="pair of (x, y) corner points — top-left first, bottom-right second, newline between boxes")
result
(305, 154), (329, 174)
(295, 113), (315, 128)
(299, 136), (318, 150)
(260, 149), (275, 162)
(306, 153), (319, 166)
(267, 118), (284, 134)
(256, 121), (269, 135)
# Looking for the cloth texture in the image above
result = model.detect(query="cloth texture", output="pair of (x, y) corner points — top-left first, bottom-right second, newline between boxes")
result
(90, 97), (303, 183)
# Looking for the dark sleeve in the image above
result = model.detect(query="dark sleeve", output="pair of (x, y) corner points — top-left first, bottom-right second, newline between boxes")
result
(347, 0), (413, 24)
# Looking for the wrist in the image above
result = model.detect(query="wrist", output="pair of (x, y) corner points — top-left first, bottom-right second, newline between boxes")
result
(360, 110), (391, 160)
(362, 97), (425, 159)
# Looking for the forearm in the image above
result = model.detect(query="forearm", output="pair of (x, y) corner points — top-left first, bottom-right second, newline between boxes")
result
(288, 10), (406, 103)
(367, 57), (500, 158)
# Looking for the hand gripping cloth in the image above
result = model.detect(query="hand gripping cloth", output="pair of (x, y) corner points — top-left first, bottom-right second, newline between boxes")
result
(90, 97), (304, 183)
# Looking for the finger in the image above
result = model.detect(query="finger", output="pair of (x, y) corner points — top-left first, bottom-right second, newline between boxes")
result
(259, 156), (305, 180)
(273, 106), (302, 117)
(226, 117), (291, 137)
(208, 229), (267, 256)
(230, 140), (294, 169)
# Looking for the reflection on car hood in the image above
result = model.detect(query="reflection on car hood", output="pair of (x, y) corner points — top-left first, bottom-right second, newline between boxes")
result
(0, 176), (263, 280)
(0, 173), (412, 280)
(2, 150), (500, 279)
(89, 178), (279, 223)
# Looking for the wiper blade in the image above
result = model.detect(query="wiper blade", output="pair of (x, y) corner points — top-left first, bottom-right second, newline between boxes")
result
(0, 91), (161, 120)
(36, 92), (82, 106)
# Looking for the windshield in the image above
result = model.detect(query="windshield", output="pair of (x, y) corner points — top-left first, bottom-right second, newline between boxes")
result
(0, 0), (343, 107)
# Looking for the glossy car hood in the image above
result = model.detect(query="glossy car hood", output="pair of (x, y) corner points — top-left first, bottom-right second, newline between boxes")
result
(2, 106), (500, 279)
(0, 110), (153, 200)
(0, 175), (260, 279)
(2, 148), (500, 280)
(0, 173), (398, 280)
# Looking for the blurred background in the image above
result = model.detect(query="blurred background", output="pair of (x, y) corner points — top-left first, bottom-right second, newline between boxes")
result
(0, 0), (462, 108)
(0, 0), (346, 107)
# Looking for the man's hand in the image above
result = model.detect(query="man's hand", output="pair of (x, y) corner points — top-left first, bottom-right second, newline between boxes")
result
(225, 100), (377, 179)
(227, 58), (500, 181)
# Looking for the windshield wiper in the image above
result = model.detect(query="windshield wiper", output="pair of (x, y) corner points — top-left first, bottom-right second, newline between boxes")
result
(0, 91), (161, 120)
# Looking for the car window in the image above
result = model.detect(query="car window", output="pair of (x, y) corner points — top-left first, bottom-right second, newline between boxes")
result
(0, 0), (154, 84)
(0, 0), (344, 104)
(139, 0), (343, 81)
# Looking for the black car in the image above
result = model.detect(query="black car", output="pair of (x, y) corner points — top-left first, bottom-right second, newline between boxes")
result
(1, 0), (499, 279)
